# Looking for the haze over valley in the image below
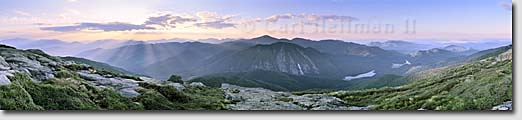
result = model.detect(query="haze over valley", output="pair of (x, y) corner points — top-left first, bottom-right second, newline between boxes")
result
(0, 35), (512, 91)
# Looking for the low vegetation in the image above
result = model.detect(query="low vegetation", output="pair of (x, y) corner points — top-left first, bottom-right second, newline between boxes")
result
(0, 70), (227, 110)
(135, 82), (227, 110)
(331, 57), (512, 110)
(167, 75), (183, 84)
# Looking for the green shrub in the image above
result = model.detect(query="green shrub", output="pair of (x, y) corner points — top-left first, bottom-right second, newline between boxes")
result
(94, 88), (144, 110)
(135, 90), (181, 110)
(65, 64), (90, 71)
(167, 75), (183, 84)
(180, 86), (227, 110)
(25, 82), (100, 110)
(0, 77), (43, 110)
(55, 69), (78, 79)
(138, 82), (189, 102)
(230, 89), (240, 93)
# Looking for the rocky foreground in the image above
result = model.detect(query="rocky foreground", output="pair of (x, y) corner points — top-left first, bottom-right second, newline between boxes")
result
(491, 101), (512, 110)
(221, 83), (368, 110)
(221, 83), (513, 110)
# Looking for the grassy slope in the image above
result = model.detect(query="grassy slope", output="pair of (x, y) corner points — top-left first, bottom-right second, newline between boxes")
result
(343, 74), (406, 90)
(189, 71), (411, 92)
(0, 70), (228, 110)
(330, 56), (512, 110)
(0, 46), (227, 110)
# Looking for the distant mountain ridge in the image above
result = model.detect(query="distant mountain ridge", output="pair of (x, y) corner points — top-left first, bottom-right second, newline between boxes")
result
(190, 42), (340, 78)
(0, 38), (237, 56)
(0, 38), (145, 56)
(78, 35), (415, 80)
(441, 45), (478, 55)
(4, 36), (507, 86)
(368, 40), (435, 54)
(78, 41), (227, 74)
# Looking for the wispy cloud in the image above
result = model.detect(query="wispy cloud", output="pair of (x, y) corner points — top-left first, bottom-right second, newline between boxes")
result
(500, 2), (512, 11)
(13, 10), (31, 17)
(195, 11), (237, 29)
(41, 14), (196, 32)
(195, 21), (236, 29)
(40, 12), (239, 32)
(265, 14), (357, 22)
(144, 14), (197, 28)
(266, 14), (295, 22)
(40, 22), (154, 32)
(33, 23), (53, 26)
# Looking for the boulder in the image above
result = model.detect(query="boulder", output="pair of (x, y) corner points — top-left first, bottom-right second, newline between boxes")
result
(77, 71), (141, 97)
(496, 49), (512, 61)
(120, 88), (140, 97)
(229, 101), (305, 110)
(491, 101), (512, 110)
(2, 54), (54, 81)
(189, 82), (206, 87)
(0, 71), (13, 85)
(289, 94), (348, 109)
(0, 56), (11, 70)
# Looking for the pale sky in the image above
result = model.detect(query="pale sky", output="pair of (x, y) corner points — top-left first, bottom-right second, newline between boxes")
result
(0, 0), (513, 42)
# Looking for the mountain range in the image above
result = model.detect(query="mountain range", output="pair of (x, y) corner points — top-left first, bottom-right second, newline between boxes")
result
(75, 35), (412, 81)
(0, 35), (510, 91)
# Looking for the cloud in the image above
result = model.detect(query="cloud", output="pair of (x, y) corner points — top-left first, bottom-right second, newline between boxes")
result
(195, 11), (237, 29)
(39, 12), (239, 31)
(196, 11), (234, 22)
(265, 14), (357, 22)
(266, 14), (296, 22)
(195, 20), (236, 29)
(144, 14), (196, 28)
(13, 10), (31, 16)
(40, 22), (154, 32)
(500, 2), (512, 11)
(39, 12), (356, 32)
(307, 14), (358, 21)
(33, 23), (52, 26)
(41, 14), (196, 32)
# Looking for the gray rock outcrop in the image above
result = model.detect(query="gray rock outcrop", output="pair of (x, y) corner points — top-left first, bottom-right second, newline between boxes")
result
(0, 56), (10, 70)
(491, 101), (512, 110)
(221, 83), (362, 110)
(189, 82), (206, 87)
(1, 47), (145, 97)
(0, 71), (14, 85)
(77, 71), (141, 97)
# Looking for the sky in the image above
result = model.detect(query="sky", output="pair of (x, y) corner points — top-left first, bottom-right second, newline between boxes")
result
(0, 0), (513, 42)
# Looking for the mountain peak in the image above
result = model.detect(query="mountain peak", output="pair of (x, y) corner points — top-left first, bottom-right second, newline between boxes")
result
(291, 37), (309, 41)
(255, 35), (277, 40)
(254, 42), (304, 49)
(442, 45), (476, 53)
